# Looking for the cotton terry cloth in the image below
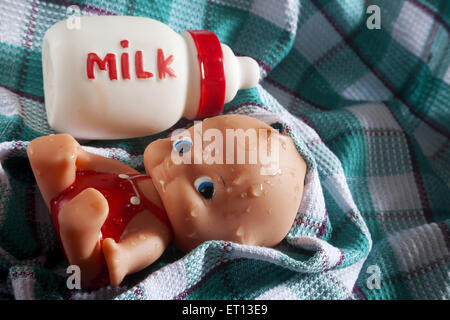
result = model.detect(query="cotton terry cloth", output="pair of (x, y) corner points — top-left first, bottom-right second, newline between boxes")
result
(0, 0), (449, 300)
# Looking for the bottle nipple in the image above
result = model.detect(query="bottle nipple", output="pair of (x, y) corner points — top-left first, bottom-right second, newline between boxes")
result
(236, 56), (260, 90)
(221, 44), (260, 104)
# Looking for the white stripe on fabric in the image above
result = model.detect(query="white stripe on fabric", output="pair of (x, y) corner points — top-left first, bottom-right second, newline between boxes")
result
(368, 174), (422, 211)
(388, 223), (449, 273)
(0, 0), (32, 47)
(347, 103), (401, 130)
(139, 261), (188, 299)
(391, 1), (433, 59)
(0, 86), (21, 117)
(444, 66), (450, 85)
(250, 0), (299, 33)
(12, 276), (35, 300)
(342, 73), (392, 101)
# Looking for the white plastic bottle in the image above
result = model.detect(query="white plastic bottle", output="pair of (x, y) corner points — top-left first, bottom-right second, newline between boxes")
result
(42, 16), (260, 139)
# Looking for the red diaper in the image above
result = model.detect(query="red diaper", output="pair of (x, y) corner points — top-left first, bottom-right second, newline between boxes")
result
(50, 169), (171, 243)
(49, 169), (170, 289)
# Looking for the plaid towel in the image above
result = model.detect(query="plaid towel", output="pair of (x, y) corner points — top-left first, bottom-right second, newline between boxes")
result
(0, 0), (449, 300)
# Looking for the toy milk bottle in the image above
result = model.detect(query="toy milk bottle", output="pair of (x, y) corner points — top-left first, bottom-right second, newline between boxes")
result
(42, 16), (260, 139)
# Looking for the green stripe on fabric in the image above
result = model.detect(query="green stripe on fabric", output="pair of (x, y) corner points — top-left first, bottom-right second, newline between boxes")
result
(0, 44), (25, 92)
(215, 259), (297, 300)
(199, 2), (250, 47)
(357, 241), (414, 300)
(132, 0), (174, 24)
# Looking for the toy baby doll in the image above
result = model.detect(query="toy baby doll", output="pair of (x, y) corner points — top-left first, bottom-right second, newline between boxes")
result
(27, 115), (306, 288)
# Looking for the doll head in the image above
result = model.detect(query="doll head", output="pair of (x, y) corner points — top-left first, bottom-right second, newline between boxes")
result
(144, 115), (306, 252)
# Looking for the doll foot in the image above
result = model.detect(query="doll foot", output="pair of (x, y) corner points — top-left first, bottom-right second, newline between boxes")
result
(58, 188), (109, 282)
(58, 188), (108, 262)
(27, 134), (81, 204)
(27, 133), (79, 165)
(59, 188), (109, 234)
(103, 238), (129, 286)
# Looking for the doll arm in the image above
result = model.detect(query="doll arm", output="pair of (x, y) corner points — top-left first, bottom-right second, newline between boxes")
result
(75, 147), (140, 175)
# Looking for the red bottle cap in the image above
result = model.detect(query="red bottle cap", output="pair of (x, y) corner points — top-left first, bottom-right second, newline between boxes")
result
(186, 30), (226, 119)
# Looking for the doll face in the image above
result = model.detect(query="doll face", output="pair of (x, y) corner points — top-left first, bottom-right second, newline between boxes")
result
(144, 115), (306, 253)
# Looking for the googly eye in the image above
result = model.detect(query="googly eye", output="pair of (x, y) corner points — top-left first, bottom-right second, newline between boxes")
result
(173, 137), (192, 154)
(194, 176), (215, 200)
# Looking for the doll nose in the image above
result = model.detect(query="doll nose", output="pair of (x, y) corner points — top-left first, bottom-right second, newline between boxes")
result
(144, 138), (169, 172)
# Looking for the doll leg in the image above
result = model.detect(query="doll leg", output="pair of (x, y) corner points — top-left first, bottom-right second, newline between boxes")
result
(58, 188), (109, 285)
(27, 134), (79, 206)
(102, 211), (171, 286)
(28, 133), (139, 206)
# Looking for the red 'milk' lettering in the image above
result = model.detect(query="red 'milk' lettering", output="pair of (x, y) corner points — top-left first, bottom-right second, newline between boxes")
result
(135, 51), (153, 79)
(87, 43), (176, 81)
(157, 48), (176, 79)
(86, 53), (118, 80)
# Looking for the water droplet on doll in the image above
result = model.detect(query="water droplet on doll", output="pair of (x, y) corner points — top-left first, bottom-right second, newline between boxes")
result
(245, 207), (251, 213)
(264, 179), (273, 186)
(232, 176), (245, 186)
(159, 180), (166, 192)
(226, 187), (233, 193)
(35, 169), (41, 176)
(130, 196), (140, 205)
(119, 174), (130, 179)
(186, 231), (197, 238)
(249, 184), (263, 197)
(190, 210), (198, 217)
(113, 217), (123, 225)
(120, 183), (127, 190)
(240, 192), (247, 199)
(235, 226), (244, 239)
(28, 147), (34, 155)
(267, 208), (273, 215)
(281, 141), (287, 150)
(139, 234), (147, 240)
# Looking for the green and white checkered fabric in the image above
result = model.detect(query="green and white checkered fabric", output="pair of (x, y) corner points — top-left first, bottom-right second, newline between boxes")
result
(0, 0), (449, 300)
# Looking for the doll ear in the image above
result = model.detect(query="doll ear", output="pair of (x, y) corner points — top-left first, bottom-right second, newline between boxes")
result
(276, 130), (299, 145)
(144, 138), (169, 171)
